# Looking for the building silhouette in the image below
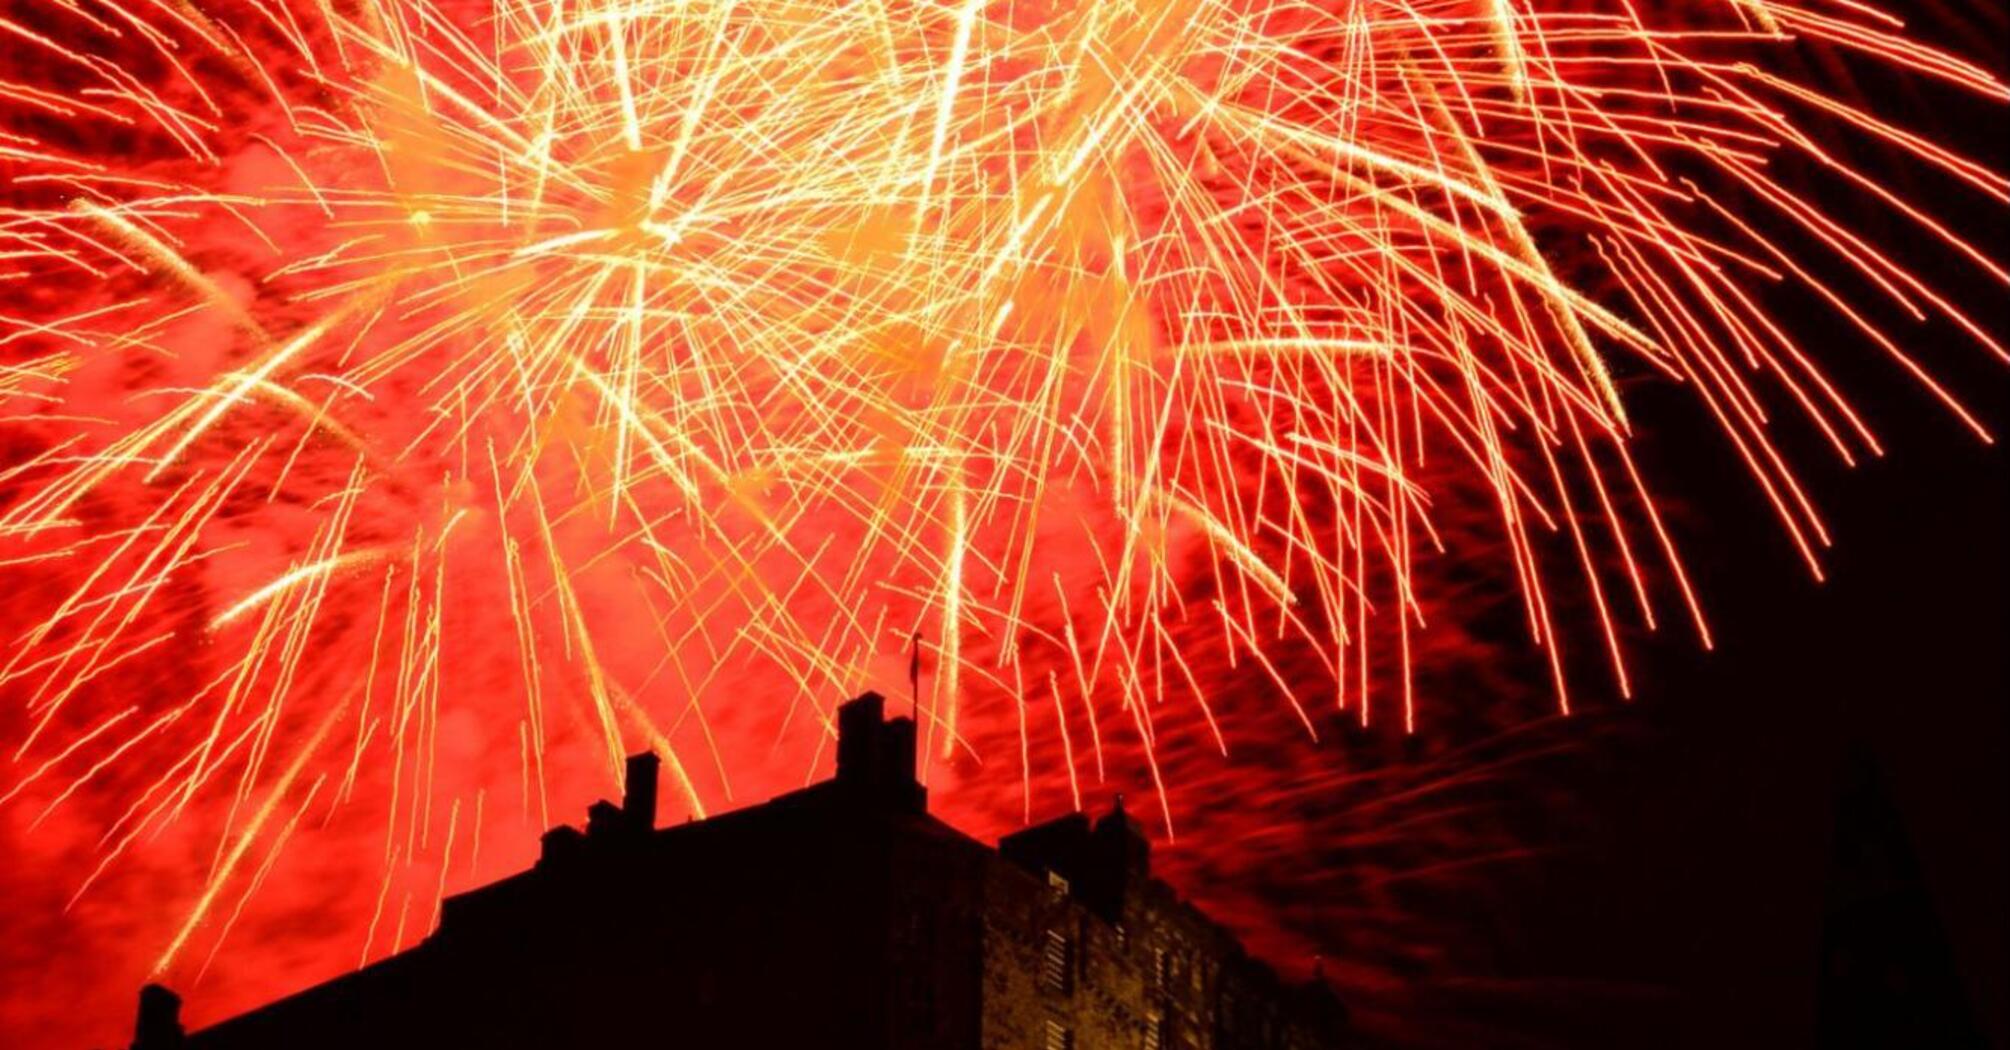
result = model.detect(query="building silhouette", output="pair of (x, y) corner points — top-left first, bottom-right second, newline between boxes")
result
(126, 694), (1348, 1049)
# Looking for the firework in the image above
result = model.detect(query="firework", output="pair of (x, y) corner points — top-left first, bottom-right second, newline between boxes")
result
(0, 0), (2002, 1041)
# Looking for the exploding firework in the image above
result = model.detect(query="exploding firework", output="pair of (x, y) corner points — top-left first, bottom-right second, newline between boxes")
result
(0, 0), (2003, 1041)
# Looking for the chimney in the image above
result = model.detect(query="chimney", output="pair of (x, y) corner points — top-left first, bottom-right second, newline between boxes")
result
(585, 799), (625, 839)
(836, 692), (886, 785)
(833, 692), (925, 811)
(130, 983), (184, 1050)
(880, 713), (917, 789)
(622, 751), (660, 831)
(538, 824), (585, 865)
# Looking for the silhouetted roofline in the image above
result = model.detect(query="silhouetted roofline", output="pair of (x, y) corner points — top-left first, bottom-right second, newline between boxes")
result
(133, 692), (1346, 1048)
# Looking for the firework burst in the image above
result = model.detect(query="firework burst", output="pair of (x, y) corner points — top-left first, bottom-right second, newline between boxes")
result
(0, 0), (2003, 1040)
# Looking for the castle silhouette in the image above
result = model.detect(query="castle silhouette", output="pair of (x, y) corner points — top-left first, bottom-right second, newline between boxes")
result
(126, 694), (1347, 1048)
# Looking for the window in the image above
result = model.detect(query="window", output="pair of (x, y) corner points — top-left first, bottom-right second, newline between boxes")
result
(1143, 1012), (1166, 1050)
(1152, 946), (1170, 991)
(1044, 1019), (1074, 1050)
(1040, 929), (1073, 994)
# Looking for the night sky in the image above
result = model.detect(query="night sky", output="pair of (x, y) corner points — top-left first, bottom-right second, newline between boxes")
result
(1419, 8), (2010, 1035)
(1, 0), (2004, 1047)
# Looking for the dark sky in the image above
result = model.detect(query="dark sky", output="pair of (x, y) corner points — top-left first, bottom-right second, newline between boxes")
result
(1484, 8), (2010, 1035)
(1535, 381), (2008, 1046)
(1420, 4), (2010, 1041)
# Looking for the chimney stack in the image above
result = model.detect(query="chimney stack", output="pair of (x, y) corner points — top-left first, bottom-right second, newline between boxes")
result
(130, 983), (184, 1050)
(833, 692), (924, 811)
(622, 751), (660, 831)
(836, 692), (886, 785)
(880, 713), (917, 788)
